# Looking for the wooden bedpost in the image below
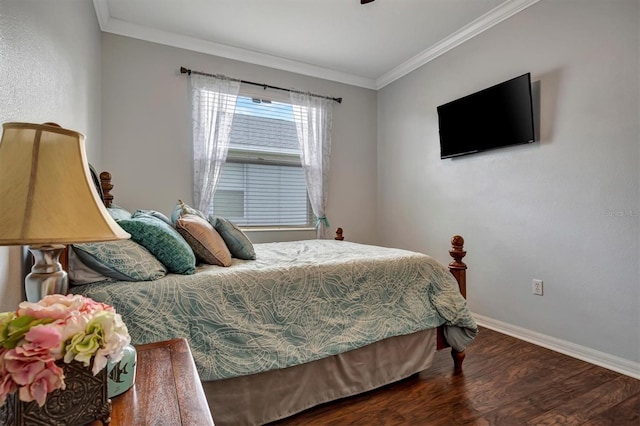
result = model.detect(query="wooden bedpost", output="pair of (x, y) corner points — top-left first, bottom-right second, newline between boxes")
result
(100, 171), (114, 208)
(448, 235), (467, 370)
(335, 228), (344, 241)
(448, 235), (467, 298)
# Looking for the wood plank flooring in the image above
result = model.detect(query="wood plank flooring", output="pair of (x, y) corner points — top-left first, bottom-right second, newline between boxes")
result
(269, 327), (639, 425)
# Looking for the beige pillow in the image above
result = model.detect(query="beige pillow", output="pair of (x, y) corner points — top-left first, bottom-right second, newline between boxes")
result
(175, 214), (232, 267)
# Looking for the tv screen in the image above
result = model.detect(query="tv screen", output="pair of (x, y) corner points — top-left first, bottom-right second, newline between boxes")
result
(437, 73), (535, 159)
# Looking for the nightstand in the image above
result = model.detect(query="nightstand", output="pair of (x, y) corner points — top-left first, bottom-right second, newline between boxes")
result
(109, 338), (214, 425)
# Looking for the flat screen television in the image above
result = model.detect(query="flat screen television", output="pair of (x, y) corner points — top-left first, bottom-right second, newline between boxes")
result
(437, 73), (535, 159)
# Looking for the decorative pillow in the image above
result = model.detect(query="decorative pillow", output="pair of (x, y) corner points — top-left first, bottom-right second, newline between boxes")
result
(72, 240), (167, 282)
(117, 215), (196, 274)
(171, 199), (207, 224)
(175, 214), (232, 267)
(107, 204), (133, 221)
(133, 209), (172, 226)
(209, 216), (256, 260)
(68, 248), (112, 285)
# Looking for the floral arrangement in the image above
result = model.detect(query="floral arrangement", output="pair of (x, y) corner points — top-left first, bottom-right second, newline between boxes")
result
(0, 294), (130, 407)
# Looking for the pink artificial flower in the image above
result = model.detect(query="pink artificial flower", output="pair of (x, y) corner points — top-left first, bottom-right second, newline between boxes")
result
(0, 348), (17, 406)
(0, 372), (17, 407)
(78, 298), (114, 316)
(13, 344), (54, 361)
(17, 294), (84, 320)
(25, 325), (63, 351)
(46, 315), (88, 360)
(17, 361), (64, 406)
(0, 294), (129, 406)
(14, 325), (63, 361)
(3, 349), (50, 386)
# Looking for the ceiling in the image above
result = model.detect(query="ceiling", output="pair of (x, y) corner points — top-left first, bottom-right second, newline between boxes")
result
(93, 0), (539, 90)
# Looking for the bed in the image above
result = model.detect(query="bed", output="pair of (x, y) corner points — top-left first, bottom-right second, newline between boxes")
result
(69, 171), (477, 425)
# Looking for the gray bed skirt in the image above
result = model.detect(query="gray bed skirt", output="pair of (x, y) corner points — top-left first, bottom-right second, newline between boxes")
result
(203, 328), (437, 425)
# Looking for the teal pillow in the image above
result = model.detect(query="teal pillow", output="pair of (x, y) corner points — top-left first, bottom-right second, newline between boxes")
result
(107, 204), (133, 221)
(209, 216), (256, 260)
(134, 209), (172, 226)
(171, 199), (207, 224)
(72, 240), (167, 281)
(118, 215), (196, 274)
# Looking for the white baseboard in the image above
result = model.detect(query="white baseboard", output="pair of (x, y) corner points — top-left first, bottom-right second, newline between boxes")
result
(472, 313), (640, 379)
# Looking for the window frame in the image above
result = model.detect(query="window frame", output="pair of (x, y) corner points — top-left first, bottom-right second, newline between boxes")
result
(211, 85), (315, 229)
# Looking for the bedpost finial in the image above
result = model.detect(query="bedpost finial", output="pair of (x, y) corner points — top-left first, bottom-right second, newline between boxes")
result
(99, 171), (114, 208)
(451, 235), (464, 248)
(449, 235), (466, 270)
(335, 228), (344, 241)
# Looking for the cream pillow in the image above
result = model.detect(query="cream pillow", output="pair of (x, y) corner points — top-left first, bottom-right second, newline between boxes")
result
(175, 214), (232, 267)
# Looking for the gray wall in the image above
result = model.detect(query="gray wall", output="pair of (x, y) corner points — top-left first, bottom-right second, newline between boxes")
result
(377, 0), (639, 363)
(0, 0), (102, 311)
(100, 34), (378, 245)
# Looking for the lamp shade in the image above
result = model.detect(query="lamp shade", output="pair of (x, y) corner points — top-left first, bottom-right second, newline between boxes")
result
(0, 122), (130, 245)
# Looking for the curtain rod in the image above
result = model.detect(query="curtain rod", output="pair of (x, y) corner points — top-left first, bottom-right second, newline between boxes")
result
(180, 67), (342, 104)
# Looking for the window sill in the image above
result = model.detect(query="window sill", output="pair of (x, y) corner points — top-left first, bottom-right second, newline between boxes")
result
(241, 227), (315, 232)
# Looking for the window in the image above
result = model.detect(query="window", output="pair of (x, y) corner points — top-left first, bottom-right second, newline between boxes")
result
(211, 93), (314, 227)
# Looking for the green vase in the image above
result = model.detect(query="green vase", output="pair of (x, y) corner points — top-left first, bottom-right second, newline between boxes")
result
(107, 344), (137, 398)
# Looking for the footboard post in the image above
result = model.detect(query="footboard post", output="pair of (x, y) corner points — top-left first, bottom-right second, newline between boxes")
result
(448, 235), (467, 370)
(448, 235), (467, 298)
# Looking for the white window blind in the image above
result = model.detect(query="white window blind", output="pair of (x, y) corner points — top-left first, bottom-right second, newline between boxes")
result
(211, 92), (313, 227)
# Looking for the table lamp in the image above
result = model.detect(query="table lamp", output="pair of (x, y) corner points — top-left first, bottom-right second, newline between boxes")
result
(0, 122), (130, 302)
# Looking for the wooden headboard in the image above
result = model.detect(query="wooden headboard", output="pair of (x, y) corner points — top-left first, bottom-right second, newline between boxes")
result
(99, 171), (114, 208)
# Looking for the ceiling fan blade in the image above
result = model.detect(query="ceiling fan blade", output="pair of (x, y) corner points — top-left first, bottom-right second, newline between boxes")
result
(361, 0), (375, 4)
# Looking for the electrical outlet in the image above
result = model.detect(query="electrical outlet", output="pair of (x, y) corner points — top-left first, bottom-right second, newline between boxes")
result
(532, 279), (543, 296)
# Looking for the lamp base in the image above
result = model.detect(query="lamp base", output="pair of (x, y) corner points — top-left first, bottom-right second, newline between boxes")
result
(25, 244), (68, 302)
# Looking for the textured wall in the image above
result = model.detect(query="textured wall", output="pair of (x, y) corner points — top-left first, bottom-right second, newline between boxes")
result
(0, 0), (101, 311)
(377, 0), (639, 363)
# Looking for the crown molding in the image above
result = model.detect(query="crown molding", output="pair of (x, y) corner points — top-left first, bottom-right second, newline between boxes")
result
(92, 0), (111, 27)
(92, 0), (377, 90)
(375, 0), (541, 89)
(93, 0), (539, 91)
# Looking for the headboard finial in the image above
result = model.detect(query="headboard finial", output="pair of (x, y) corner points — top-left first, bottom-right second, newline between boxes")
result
(99, 171), (114, 208)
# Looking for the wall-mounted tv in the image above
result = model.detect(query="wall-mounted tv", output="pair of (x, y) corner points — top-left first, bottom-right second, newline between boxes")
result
(437, 73), (535, 159)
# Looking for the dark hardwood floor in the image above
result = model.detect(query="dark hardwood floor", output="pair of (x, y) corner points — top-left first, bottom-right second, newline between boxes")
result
(270, 327), (639, 425)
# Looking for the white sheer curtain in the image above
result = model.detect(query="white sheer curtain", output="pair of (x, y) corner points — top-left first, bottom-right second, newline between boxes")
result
(189, 74), (240, 213)
(290, 93), (333, 239)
